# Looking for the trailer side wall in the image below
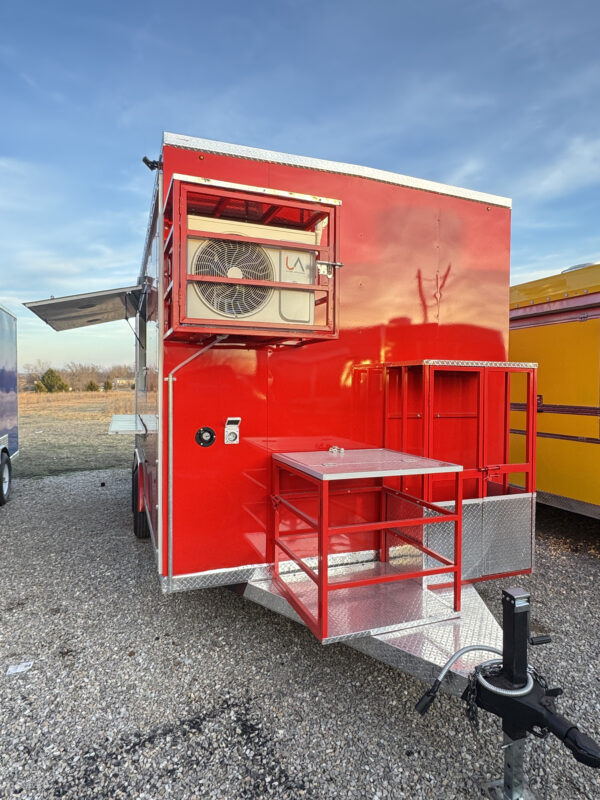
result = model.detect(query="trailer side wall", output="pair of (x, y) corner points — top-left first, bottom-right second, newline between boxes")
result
(0, 308), (18, 458)
(510, 311), (600, 517)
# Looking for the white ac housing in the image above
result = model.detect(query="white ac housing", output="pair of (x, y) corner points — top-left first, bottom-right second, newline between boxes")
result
(186, 217), (317, 325)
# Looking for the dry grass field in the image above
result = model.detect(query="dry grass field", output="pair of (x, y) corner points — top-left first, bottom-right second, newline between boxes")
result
(14, 392), (135, 477)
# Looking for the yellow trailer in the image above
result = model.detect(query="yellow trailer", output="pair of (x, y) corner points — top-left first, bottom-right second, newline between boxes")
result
(510, 263), (600, 518)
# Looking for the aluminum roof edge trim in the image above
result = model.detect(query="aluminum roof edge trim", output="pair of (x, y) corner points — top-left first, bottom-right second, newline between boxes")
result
(510, 264), (600, 309)
(140, 173), (160, 280)
(163, 132), (512, 209)
(510, 293), (600, 321)
(388, 359), (538, 368)
(0, 304), (17, 320)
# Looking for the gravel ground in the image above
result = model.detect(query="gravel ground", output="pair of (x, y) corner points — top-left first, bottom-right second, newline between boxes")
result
(1, 466), (599, 797)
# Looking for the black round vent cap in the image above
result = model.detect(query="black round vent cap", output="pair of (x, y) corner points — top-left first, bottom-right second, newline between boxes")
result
(195, 427), (216, 447)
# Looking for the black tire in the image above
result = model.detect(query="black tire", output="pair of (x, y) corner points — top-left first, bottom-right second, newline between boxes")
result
(131, 463), (137, 514)
(0, 452), (11, 506)
(132, 464), (150, 540)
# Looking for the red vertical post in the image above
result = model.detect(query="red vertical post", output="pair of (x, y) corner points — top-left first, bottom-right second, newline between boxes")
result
(477, 369), (485, 497)
(331, 205), (340, 335)
(503, 371), (511, 492)
(318, 481), (330, 640)
(384, 366), (390, 447)
(453, 470), (463, 612)
(172, 181), (182, 329)
(482, 367), (489, 497)
(383, 366), (391, 447)
(423, 366), (433, 501)
(272, 462), (281, 578)
(379, 480), (389, 562)
(401, 366), (408, 451)
(526, 369), (537, 493)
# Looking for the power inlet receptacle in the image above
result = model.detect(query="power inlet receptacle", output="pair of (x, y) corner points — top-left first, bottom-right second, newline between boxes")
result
(225, 417), (241, 445)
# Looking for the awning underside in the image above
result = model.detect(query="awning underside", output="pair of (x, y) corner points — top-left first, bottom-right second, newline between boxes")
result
(24, 286), (142, 331)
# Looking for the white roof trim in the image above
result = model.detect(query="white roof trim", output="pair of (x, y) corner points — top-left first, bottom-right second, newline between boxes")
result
(163, 132), (511, 208)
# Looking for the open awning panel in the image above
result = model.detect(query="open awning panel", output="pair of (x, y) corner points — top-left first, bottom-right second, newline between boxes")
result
(24, 286), (142, 331)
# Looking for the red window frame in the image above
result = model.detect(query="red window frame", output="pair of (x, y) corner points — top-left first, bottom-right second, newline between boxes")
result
(163, 176), (341, 346)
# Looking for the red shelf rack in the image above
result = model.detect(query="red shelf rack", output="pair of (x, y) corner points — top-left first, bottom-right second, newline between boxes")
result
(270, 449), (463, 643)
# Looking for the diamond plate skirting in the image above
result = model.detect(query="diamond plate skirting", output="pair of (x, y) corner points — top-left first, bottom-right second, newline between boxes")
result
(161, 551), (383, 593)
(161, 563), (271, 593)
(482, 494), (534, 575)
(348, 585), (503, 694)
(162, 495), (533, 593)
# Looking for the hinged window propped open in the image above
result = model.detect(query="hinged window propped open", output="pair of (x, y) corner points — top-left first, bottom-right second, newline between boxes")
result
(25, 285), (143, 331)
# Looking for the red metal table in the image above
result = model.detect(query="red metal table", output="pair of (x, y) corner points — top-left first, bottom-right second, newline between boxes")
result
(271, 448), (463, 643)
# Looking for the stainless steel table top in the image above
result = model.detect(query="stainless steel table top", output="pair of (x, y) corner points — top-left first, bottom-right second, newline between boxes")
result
(273, 448), (463, 481)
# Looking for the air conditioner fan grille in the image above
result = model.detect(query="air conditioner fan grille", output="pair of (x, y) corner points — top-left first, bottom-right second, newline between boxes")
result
(192, 239), (274, 317)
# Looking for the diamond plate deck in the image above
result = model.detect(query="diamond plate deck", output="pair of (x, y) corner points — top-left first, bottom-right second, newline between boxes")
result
(244, 579), (501, 694)
(277, 570), (458, 643)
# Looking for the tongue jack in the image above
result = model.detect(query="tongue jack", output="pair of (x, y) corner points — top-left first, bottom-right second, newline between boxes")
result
(415, 587), (600, 798)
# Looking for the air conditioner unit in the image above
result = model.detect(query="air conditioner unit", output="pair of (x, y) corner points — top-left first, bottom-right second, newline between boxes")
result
(186, 219), (316, 325)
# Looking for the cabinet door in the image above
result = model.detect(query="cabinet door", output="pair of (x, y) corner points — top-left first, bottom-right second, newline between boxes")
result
(429, 367), (483, 501)
(484, 367), (535, 497)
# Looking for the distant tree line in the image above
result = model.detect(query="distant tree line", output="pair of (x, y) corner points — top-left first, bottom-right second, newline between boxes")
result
(21, 361), (135, 393)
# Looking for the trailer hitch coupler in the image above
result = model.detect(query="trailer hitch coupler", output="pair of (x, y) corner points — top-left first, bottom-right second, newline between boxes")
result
(564, 728), (600, 768)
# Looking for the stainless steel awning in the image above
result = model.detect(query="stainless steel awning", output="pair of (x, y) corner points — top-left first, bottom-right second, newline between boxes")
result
(24, 285), (142, 331)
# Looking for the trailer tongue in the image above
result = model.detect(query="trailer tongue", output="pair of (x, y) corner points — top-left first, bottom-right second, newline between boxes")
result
(244, 578), (500, 692)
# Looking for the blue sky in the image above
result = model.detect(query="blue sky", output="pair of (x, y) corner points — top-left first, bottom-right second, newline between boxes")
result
(2, 0), (600, 368)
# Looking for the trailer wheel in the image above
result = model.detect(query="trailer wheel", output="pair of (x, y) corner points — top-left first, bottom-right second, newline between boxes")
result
(0, 452), (11, 505)
(132, 465), (150, 540)
(131, 463), (137, 514)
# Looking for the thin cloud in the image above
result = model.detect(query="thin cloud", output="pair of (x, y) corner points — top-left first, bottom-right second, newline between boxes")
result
(0, 157), (144, 304)
(520, 136), (600, 199)
(511, 237), (600, 282)
(444, 157), (486, 189)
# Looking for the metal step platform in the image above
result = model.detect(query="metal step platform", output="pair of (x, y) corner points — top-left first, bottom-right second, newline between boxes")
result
(243, 574), (501, 694)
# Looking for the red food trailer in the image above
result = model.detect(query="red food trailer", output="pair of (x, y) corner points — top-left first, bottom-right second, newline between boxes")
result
(26, 133), (537, 677)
